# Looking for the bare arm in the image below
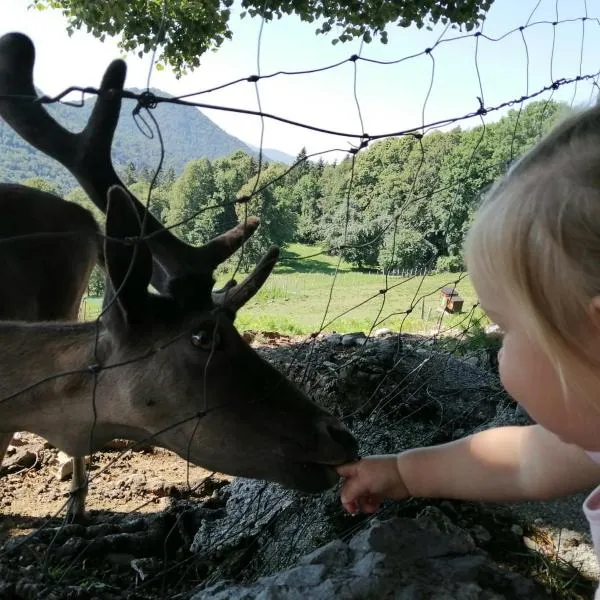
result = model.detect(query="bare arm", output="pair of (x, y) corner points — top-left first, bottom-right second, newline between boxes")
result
(400, 424), (600, 502)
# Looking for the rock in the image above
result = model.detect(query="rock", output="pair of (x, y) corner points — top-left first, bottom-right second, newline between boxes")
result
(514, 403), (531, 420)
(191, 509), (549, 600)
(324, 334), (342, 346)
(0, 448), (37, 474)
(9, 432), (26, 447)
(373, 328), (393, 337)
(130, 557), (164, 582)
(463, 355), (481, 368)
(469, 524), (492, 545)
(185, 335), (572, 598)
(190, 479), (296, 556)
(375, 336), (402, 364)
(298, 539), (350, 570)
(321, 361), (338, 371)
(56, 451), (90, 481)
(341, 333), (366, 347)
(102, 438), (150, 451)
(485, 324), (503, 336)
(106, 552), (136, 567)
(242, 331), (256, 344)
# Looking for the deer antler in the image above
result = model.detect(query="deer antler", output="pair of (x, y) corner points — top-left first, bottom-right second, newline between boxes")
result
(213, 245), (280, 311)
(0, 33), (276, 310)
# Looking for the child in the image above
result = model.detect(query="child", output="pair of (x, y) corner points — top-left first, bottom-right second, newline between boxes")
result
(336, 104), (600, 595)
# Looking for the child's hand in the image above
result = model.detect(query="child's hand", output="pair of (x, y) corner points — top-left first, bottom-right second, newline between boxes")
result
(336, 455), (410, 514)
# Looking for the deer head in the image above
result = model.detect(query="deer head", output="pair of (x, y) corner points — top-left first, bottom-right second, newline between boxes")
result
(101, 187), (358, 492)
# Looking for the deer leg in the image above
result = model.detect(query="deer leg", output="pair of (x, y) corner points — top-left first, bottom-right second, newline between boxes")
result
(67, 456), (88, 521)
(0, 432), (13, 472)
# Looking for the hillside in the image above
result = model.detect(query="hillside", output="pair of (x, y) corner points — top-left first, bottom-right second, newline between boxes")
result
(0, 88), (284, 191)
(247, 143), (294, 165)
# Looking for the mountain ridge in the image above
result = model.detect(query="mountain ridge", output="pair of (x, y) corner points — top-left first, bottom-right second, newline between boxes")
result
(0, 87), (292, 191)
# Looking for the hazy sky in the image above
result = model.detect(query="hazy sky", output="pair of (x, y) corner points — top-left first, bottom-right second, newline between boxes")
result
(2, 0), (600, 160)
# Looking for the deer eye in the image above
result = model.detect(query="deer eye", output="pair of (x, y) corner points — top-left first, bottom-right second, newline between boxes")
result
(191, 329), (220, 351)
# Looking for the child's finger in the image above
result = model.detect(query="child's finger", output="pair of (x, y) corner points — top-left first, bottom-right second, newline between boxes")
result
(342, 499), (359, 514)
(335, 461), (360, 477)
(340, 476), (371, 508)
(360, 494), (381, 513)
(342, 494), (381, 514)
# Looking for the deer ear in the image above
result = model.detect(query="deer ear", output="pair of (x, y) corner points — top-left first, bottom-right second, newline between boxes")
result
(103, 186), (153, 328)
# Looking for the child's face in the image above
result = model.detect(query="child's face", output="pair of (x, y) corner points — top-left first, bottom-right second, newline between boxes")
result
(476, 281), (600, 451)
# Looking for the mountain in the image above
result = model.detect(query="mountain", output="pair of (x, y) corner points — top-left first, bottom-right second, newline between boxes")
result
(247, 144), (295, 165)
(0, 88), (286, 191)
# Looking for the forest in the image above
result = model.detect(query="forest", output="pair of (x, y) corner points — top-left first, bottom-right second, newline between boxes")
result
(21, 99), (565, 289)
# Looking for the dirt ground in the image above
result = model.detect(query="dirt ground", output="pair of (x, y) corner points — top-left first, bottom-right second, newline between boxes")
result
(0, 432), (224, 522)
(0, 433), (232, 600)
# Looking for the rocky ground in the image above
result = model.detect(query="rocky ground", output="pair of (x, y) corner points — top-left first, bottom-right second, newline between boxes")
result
(0, 330), (598, 599)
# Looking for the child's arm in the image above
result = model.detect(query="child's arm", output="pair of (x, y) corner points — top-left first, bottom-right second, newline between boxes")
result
(338, 425), (600, 513)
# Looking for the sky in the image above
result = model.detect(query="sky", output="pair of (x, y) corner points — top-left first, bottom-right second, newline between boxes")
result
(2, 0), (600, 161)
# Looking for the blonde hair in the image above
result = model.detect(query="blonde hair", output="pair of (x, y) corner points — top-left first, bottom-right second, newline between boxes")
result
(465, 104), (600, 398)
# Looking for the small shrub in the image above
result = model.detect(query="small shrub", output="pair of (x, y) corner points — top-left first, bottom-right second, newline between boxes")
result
(445, 317), (502, 373)
(87, 265), (105, 297)
(436, 254), (465, 273)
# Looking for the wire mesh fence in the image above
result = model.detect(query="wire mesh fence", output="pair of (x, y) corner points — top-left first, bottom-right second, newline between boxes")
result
(1, 1), (599, 598)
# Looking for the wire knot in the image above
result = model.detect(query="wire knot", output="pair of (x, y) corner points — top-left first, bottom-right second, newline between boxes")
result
(134, 90), (158, 115)
(123, 235), (141, 246)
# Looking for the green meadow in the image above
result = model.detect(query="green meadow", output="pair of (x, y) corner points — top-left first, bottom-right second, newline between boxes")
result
(80, 244), (484, 335)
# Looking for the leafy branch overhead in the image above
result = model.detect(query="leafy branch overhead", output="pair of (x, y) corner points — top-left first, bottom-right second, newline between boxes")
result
(32, 0), (495, 75)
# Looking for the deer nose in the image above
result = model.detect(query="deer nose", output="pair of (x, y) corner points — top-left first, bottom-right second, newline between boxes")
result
(317, 416), (359, 459)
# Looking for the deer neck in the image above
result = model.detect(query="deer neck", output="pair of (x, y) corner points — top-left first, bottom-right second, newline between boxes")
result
(0, 320), (116, 455)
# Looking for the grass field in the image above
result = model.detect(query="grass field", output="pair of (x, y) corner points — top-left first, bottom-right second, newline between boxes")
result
(80, 243), (485, 336)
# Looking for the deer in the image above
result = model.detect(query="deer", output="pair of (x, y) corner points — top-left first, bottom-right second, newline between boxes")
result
(0, 33), (359, 519)
(0, 183), (99, 516)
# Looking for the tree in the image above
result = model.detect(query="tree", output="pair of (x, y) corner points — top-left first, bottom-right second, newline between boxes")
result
(86, 265), (105, 297)
(379, 225), (436, 272)
(312, 99), (566, 271)
(33, 0), (494, 75)
(290, 147), (311, 185)
(162, 167), (177, 186)
(293, 172), (323, 244)
(21, 177), (62, 197)
(128, 180), (173, 224)
(234, 162), (297, 268)
(66, 186), (104, 226)
(213, 150), (259, 231)
(139, 165), (155, 183)
(167, 158), (221, 245)
(122, 162), (138, 186)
